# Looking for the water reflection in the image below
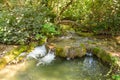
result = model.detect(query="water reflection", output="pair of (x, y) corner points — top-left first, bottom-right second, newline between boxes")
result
(0, 56), (109, 80)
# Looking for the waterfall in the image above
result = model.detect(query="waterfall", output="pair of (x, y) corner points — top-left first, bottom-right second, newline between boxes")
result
(26, 44), (55, 66)
(27, 44), (47, 59)
(36, 49), (55, 66)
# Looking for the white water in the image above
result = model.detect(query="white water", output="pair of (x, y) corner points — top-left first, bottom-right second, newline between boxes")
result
(27, 45), (47, 59)
(36, 49), (55, 66)
(26, 44), (55, 66)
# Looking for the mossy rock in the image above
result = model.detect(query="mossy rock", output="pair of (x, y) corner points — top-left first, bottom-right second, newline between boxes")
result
(76, 32), (94, 37)
(67, 47), (86, 59)
(0, 58), (7, 70)
(90, 47), (116, 64)
(55, 47), (67, 57)
(0, 41), (43, 69)
(55, 45), (86, 58)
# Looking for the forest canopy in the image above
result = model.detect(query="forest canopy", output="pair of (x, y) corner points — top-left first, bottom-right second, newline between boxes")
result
(0, 0), (120, 44)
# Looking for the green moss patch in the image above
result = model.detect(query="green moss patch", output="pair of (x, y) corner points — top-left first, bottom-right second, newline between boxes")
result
(0, 42), (42, 70)
(0, 58), (7, 70)
(91, 47), (116, 64)
(55, 45), (86, 59)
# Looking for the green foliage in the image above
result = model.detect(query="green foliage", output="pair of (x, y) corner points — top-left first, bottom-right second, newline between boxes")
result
(0, 42), (39, 69)
(0, 0), (120, 44)
(0, 1), (60, 44)
(49, 0), (120, 35)
(41, 23), (60, 37)
(112, 75), (120, 80)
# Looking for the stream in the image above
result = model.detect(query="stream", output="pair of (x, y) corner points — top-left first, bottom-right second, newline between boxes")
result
(0, 54), (109, 80)
(1, 32), (116, 80)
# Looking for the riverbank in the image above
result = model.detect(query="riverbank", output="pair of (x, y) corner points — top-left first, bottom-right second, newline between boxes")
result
(0, 32), (120, 79)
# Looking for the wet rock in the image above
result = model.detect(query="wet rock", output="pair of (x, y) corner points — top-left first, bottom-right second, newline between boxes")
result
(67, 47), (86, 59)
(49, 31), (120, 71)
(55, 45), (86, 59)
(55, 47), (67, 57)
(90, 47), (115, 64)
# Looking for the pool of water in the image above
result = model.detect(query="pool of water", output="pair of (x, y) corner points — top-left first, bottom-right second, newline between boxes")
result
(0, 55), (110, 80)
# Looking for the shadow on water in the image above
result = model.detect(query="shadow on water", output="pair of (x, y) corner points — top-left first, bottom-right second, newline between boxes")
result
(3, 55), (109, 80)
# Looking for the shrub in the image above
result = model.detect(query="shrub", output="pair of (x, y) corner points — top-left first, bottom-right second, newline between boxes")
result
(0, 1), (60, 44)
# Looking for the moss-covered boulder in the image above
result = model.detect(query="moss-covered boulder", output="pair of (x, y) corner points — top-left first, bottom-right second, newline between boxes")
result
(89, 47), (120, 67)
(55, 45), (86, 59)
(55, 47), (67, 57)
(90, 47), (113, 63)
(76, 32), (94, 37)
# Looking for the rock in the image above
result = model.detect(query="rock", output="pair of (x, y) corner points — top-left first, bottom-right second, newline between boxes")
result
(90, 47), (114, 63)
(55, 47), (67, 57)
(67, 46), (86, 59)
(55, 45), (86, 59)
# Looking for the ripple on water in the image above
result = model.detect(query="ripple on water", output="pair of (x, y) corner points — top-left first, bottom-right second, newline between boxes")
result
(0, 56), (110, 80)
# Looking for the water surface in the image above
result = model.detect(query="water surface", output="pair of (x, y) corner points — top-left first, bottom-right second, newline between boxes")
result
(0, 56), (110, 80)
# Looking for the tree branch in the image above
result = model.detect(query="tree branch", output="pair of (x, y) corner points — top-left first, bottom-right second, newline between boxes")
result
(54, 0), (74, 24)
(59, 0), (73, 15)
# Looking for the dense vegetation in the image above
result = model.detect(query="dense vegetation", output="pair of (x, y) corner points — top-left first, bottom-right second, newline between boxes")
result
(0, 0), (120, 44)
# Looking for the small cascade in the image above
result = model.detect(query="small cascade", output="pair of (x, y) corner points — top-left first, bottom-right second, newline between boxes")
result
(86, 52), (93, 57)
(83, 56), (94, 67)
(26, 44), (55, 66)
(36, 49), (55, 66)
(83, 52), (94, 67)
(27, 44), (47, 59)
(0, 52), (110, 80)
